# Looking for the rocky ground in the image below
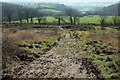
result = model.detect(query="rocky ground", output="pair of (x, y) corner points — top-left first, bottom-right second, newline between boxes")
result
(2, 33), (104, 79)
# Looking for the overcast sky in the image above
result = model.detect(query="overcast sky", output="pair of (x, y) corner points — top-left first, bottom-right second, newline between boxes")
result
(1, 0), (119, 3)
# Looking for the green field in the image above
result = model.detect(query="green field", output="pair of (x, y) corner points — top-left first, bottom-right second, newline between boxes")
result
(80, 15), (113, 24)
(40, 9), (62, 13)
(13, 15), (115, 24)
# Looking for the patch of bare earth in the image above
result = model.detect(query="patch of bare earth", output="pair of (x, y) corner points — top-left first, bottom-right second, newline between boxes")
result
(2, 33), (104, 79)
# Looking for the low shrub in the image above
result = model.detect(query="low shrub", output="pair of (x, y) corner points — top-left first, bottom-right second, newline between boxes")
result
(2, 36), (27, 70)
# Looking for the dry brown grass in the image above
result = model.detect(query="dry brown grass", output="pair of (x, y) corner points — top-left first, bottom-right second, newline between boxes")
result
(3, 28), (63, 44)
(2, 36), (27, 70)
(2, 27), (63, 71)
(88, 29), (118, 49)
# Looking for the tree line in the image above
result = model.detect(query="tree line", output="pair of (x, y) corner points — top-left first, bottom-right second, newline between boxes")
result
(2, 2), (120, 26)
(2, 3), (83, 25)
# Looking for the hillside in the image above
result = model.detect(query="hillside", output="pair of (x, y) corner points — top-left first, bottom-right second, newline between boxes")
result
(96, 2), (120, 16)
(13, 2), (68, 14)
(66, 2), (114, 13)
(2, 2), (69, 21)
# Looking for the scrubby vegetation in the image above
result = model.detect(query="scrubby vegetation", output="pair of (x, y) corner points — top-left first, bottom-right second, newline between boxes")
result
(1, 1), (120, 79)
(2, 27), (64, 72)
(70, 26), (119, 79)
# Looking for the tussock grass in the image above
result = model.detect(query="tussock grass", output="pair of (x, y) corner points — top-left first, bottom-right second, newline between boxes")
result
(74, 26), (119, 79)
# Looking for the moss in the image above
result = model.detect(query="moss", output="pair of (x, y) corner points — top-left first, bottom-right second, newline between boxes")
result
(110, 73), (120, 79)
(115, 60), (120, 66)
(23, 48), (32, 53)
(76, 27), (119, 79)
(3, 60), (19, 71)
(85, 51), (119, 79)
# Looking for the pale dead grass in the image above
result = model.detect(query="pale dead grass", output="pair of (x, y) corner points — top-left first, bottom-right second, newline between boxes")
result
(88, 30), (118, 49)
(3, 28), (62, 44)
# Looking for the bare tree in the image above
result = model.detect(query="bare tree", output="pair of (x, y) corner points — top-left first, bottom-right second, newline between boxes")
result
(36, 12), (44, 24)
(112, 16), (118, 25)
(3, 7), (13, 24)
(98, 10), (108, 26)
(73, 9), (81, 25)
(65, 8), (75, 25)
(29, 9), (36, 24)
(17, 8), (24, 24)
(117, 16), (120, 25)
(99, 16), (107, 26)
(24, 8), (30, 23)
(54, 13), (63, 25)
(58, 15), (61, 25)
(65, 8), (81, 25)
(30, 11), (33, 23)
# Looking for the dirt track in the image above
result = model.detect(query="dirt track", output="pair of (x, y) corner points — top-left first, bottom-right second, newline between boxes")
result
(2, 33), (104, 79)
